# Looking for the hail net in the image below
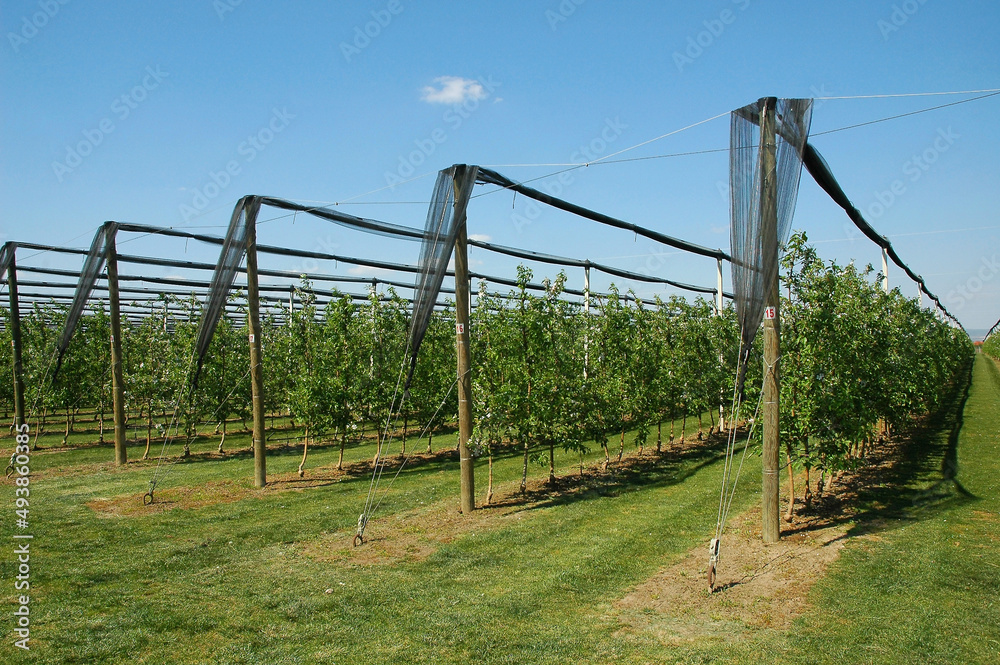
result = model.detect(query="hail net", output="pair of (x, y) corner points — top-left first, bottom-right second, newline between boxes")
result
(54, 223), (116, 376)
(406, 164), (479, 390)
(730, 98), (812, 384)
(192, 195), (260, 385)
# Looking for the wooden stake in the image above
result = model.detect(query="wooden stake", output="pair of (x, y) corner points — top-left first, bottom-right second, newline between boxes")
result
(107, 229), (128, 467)
(245, 201), (267, 488)
(453, 167), (475, 514)
(760, 97), (781, 544)
(6, 253), (26, 432)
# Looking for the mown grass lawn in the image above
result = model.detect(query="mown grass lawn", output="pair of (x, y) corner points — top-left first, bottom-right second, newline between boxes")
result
(1, 355), (998, 664)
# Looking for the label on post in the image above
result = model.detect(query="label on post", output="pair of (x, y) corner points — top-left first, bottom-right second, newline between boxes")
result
(764, 306), (776, 320)
(248, 333), (255, 343)
(456, 323), (465, 334)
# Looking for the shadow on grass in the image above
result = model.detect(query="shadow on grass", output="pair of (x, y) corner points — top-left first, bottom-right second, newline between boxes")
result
(480, 433), (731, 515)
(785, 356), (979, 541)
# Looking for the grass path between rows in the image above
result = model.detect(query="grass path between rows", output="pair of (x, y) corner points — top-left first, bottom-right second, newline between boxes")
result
(1, 355), (997, 663)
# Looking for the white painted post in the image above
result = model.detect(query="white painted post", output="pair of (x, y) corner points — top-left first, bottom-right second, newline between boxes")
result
(716, 258), (724, 316)
(881, 248), (889, 294)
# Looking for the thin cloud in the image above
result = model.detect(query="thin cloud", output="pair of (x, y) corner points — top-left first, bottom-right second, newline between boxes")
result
(421, 76), (486, 105)
(468, 233), (492, 242)
(347, 265), (395, 276)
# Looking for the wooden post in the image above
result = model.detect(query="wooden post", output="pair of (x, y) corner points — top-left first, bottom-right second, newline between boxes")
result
(760, 97), (781, 544)
(454, 169), (475, 514)
(881, 248), (890, 294)
(6, 253), (26, 432)
(106, 228), (128, 466)
(245, 203), (267, 488)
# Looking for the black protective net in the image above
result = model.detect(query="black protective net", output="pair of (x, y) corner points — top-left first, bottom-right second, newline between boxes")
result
(192, 196), (260, 385)
(55, 222), (116, 376)
(0, 243), (13, 279)
(406, 164), (479, 390)
(730, 98), (812, 376)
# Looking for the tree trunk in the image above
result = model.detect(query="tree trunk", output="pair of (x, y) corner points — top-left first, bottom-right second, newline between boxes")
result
(486, 454), (494, 505)
(697, 413), (704, 440)
(335, 428), (346, 470)
(708, 408), (716, 435)
(656, 421), (662, 453)
(298, 430), (309, 478)
(548, 441), (555, 484)
(784, 442), (795, 522)
(617, 428), (625, 462)
(427, 429), (433, 454)
(803, 439), (812, 508)
(143, 408), (153, 460)
(601, 439), (610, 471)
(680, 412), (687, 443)
(400, 411), (407, 458)
(218, 419), (227, 454)
(520, 440), (530, 493)
(62, 407), (71, 445)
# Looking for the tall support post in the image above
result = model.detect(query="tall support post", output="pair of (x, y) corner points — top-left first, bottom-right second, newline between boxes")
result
(245, 207), (267, 488)
(583, 264), (591, 380)
(6, 254), (26, 432)
(716, 258), (724, 316)
(454, 172), (475, 514)
(106, 229), (128, 466)
(881, 247), (890, 294)
(760, 97), (781, 544)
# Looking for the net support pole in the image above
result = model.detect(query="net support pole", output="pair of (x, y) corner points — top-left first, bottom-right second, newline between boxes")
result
(760, 97), (781, 544)
(454, 173), (475, 514)
(881, 247), (890, 294)
(716, 258), (724, 316)
(583, 264), (591, 380)
(6, 255), (26, 432)
(246, 210), (267, 488)
(106, 229), (128, 466)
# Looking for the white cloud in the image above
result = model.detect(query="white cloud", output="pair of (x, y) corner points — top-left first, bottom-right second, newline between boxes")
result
(347, 265), (394, 276)
(420, 76), (486, 105)
(468, 233), (492, 242)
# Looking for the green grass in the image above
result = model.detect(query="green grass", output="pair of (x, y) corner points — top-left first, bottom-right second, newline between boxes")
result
(1, 359), (998, 663)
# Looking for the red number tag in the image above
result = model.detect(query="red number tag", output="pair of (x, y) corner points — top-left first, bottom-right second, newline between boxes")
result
(764, 306), (776, 320)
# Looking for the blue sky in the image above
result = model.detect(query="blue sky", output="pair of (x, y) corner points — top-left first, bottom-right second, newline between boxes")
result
(1, 0), (998, 332)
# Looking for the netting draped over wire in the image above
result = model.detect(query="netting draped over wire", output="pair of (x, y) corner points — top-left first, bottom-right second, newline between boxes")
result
(55, 222), (117, 376)
(406, 164), (479, 390)
(193, 195), (260, 386)
(730, 98), (813, 380)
